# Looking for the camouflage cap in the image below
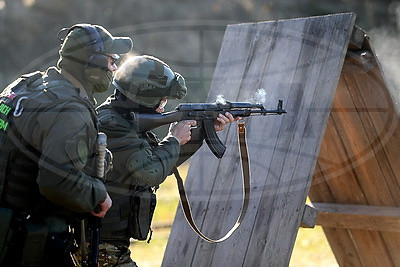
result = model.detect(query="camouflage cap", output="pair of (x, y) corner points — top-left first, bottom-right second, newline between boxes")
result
(58, 24), (132, 60)
(93, 25), (133, 54)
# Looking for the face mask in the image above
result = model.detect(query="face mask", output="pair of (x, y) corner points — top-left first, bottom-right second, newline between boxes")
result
(92, 70), (113, 93)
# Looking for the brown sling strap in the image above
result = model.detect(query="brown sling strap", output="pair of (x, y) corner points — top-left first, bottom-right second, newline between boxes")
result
(172, 121), (251, 243)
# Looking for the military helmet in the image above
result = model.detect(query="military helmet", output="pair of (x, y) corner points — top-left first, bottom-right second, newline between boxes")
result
(113, 55), (187, 108)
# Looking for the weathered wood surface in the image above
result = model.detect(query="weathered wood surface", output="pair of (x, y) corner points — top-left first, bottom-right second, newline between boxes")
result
(309, 29), (400, 266)
(301, 204), (318, 228)
(163, 13), (355, 267)
(313, 202), (400, 232)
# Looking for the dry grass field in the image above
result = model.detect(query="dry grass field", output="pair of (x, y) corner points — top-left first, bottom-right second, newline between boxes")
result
(130, 163), (339, 267)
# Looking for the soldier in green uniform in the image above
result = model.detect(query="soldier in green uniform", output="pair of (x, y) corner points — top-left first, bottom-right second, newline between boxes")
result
(96, 55), (235, 266)
(0, 24), (132, 266)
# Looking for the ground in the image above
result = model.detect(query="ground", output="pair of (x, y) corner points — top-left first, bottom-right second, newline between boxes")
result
(130, 163), (339, 267)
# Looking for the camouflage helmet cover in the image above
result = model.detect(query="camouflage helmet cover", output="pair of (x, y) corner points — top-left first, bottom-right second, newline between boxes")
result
(113, 55), (187, 107)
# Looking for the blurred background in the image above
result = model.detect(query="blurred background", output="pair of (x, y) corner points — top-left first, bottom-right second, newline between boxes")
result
(1, 1), (398, 266)
(0, 0), (399, 106)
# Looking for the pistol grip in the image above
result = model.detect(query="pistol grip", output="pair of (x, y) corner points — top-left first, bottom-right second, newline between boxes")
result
(203, 119), (226, 158)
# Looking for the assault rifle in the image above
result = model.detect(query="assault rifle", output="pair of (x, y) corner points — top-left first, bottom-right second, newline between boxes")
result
(132, 100), (286, 158)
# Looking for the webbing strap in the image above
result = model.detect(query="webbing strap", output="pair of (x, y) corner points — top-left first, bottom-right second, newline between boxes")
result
(173, 121), (250, 243)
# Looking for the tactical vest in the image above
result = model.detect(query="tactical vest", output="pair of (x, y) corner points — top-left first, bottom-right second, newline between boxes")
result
(97, 106), (157, 242)
(0, 71), (96, 211)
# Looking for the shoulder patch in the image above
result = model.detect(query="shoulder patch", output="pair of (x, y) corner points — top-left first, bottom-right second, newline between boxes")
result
(65, 138), (88, 169)
(77, 139), (89, 165)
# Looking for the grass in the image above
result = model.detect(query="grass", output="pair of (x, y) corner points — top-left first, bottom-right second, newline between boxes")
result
(289, 226), (338, 267)
(129, 165), (182, 267)
(130, 163), (338, 267)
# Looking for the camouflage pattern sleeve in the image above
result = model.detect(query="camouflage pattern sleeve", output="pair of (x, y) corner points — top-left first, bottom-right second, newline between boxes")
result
(131, 135), (180, 185)
(33, 102), (107, 212)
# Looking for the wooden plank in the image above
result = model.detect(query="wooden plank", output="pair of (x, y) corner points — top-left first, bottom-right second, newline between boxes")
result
(348, 25), (366, 50)
(313, 202), (400, 232)
(342, 50), (376, 74)
(309, 31), (400, 265)
(252, 13), (355, 265)
(326, 68), (400, 266)
(311, 118), (366, 204)
(310, 139), (364, 266)
(309, 93), (393, 266)
(163, 22), (258, 267)
(333, 73), (396, 206)
(350, 229), (395, 266)
(300, 204), (318, 228)
(309, 74), (395, 266)
(379, 232), (400, 264)
(322, 228), (363, 266)
(345, 71), (400, 204)
(208, 18), (307, 267)
(193, 20), (285, 267)
(257, 15), (355, 266)
(163, 13), (356, 267)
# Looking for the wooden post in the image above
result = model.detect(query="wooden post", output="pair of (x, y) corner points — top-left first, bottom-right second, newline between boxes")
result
(312, 202), (400, 232)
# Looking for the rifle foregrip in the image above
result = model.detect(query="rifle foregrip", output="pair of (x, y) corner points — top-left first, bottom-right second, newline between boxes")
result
(203, 119), (226, 158)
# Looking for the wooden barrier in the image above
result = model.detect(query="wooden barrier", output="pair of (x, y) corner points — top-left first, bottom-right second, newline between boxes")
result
(163, 13), (356, 266)
(309, 24), (400, 266)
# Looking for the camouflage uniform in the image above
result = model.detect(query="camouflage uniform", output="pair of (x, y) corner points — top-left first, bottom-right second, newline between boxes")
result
(0, 67), (107, 266)
(96, 56), (204, 265)
(72, 242), (137, 267)
(0, 24), (132, 266)
(98, 243), (138, 267)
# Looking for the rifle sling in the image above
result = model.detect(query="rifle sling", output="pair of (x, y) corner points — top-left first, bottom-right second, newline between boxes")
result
(172, 121), (250, 243)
